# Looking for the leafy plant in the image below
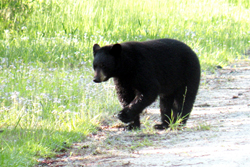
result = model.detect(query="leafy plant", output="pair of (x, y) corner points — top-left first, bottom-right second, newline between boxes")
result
(165, 112), (190, 131)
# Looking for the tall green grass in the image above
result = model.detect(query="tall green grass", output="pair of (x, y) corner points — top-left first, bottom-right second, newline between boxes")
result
(1, 0), (250, 68)
(0, 0), (249, 166)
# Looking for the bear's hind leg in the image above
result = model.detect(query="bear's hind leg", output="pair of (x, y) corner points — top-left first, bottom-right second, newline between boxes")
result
(173, 85), (197, 126)
(172, 86), (188, 127)
(154, 94), (174, 130)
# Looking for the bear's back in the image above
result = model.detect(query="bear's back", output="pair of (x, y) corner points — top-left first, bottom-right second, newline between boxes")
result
(119, 39), (200, 93)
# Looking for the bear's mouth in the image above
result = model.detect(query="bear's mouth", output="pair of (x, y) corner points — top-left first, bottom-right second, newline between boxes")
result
(93, 69), (108, 83)
(93, 77), (109, 83)
(93, 79), (102, 83)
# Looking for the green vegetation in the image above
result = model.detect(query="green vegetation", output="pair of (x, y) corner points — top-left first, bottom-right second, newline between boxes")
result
(165, 113), (189, 131)
(0, 0), (249, 166)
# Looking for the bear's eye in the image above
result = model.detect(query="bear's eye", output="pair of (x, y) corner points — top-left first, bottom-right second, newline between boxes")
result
(100, 64), (105, 68)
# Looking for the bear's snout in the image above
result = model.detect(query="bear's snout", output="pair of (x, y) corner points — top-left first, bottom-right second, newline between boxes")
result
(93, 77), (102, 83)
(93, 69), (107, 83)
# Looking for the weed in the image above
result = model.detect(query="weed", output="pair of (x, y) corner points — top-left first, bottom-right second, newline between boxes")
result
(196, 123), (211, 131)
(165, 112), (190, 131)
(165, 87), (189, 131)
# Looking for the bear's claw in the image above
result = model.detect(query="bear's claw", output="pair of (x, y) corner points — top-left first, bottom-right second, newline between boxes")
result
(125, 123), (140, 131)
(154, 124), (169, 130)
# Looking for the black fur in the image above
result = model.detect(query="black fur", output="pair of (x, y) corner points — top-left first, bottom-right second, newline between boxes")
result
(93, 39), (200, 130)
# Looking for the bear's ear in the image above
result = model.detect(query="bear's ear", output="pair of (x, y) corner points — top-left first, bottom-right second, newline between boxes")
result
(93, 44), (101, 56)
(110, 43), (122, 56)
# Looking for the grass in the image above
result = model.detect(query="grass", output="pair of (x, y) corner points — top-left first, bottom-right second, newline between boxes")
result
(0, 0), (249, 166)
(165, 113), (189, 131)
(1, 0), (250, 68)
(0, 65), (119, 166)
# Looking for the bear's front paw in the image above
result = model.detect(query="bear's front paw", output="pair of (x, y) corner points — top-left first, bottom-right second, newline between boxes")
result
(125, 122), (140, 131)
(117, 108), (134, 123)
(154, 123), (169, 130)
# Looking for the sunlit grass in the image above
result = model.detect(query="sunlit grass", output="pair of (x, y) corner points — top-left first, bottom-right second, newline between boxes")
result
(1, 0), (249, 68)
(0, 0), (250, 166)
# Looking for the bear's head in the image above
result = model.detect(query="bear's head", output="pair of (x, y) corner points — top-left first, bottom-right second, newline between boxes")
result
(92, 43), (121, 83)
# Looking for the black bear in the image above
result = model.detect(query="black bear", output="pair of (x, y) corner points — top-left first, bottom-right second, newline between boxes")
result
(93, 38), (200, 130)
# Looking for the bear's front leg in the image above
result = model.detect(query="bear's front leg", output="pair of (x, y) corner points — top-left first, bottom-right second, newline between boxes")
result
(118, 107), (136, 123)
(117, 92), (146, 123)
(118, 109), (140, 130)
(126, 115), (140, 130)
(118, 88), (158, 126)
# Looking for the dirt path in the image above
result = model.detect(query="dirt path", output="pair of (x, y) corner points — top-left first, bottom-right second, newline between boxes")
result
(38, 61), (250, 167)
